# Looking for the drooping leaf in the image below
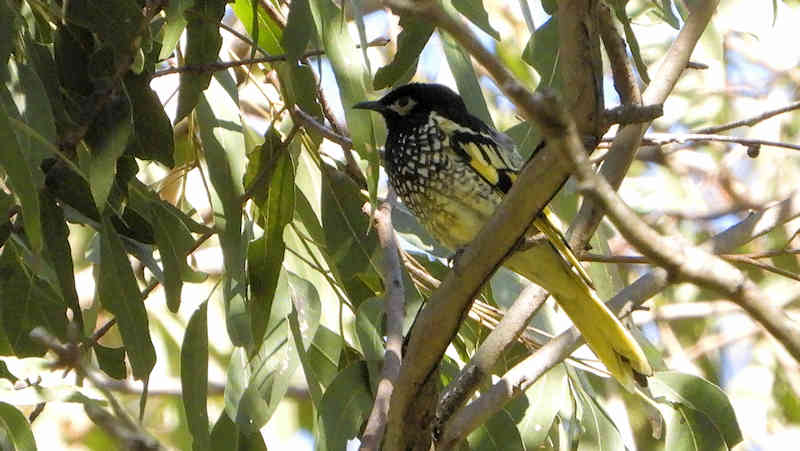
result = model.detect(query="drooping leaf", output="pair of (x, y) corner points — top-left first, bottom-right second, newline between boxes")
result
(160, 0), (195, 60)
(39, 190), (83, 331)
(663, 404), (727, 451)
(209, 410), (268, 451)
(124, 72), (175, 167)
(320, 164), (382, 308)
(94, 344), (127, 380)
(283, 0), (314, 61)
(0, 84), (44, 254)
(84, 97), (133, 213)
(98, 215), (156, 380)
(248, 150), (295, 344)
(651, 371), (742, 448)
(514, 365), (569, 448)
(195, 77), (249, 346)
(176, 0), (227, 121)
(64, 0), (146, 56)
(317, 362), (372, 451)
(182, 301), (211, 451)
(232, 0), (285, 56)
(452, 0), (501, 40)
(440, 30), (493, 127)
(468, 408), (524, 451)
(374, 16), (434, 90)
(308, 0), (381, 200)
(521, 17), (562, 91)
(610, 1), (650, 84)
(0, 402), (37, 451)
(0, 243), (68, 357)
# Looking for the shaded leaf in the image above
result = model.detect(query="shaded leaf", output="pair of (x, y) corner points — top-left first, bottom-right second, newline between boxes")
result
(663, 404), (727, 451)
(440, 30), (493, 126)
(283, 0), (313, 61)
(0, 85), (44, 254)
(94, 344), (127, 380)
(182, 301), (211, 451)
(355, 297), (384, 391)
(195, 80), (249, 346)
(374, 16), (434, 89)
(522, 17), (561, 91)
(308, 0), (380, 200)
(452, 0), (500, 41)
(514, 365), (568, 448)
(651, 371), (742, 448)
(0, 243), (68, 357)
(210, 411), (268, 451)
(248, 150), (295, 343)
(231, 0), (284, 56)
(317, 361), (372, 451)
(124, 72), (175, 167)
(176, 0), (227, 121)
(39, 190), (83, 331)
(160, 0), (195, 60)
(84, 98), (133, 213)
(468, 408), (524, 451)
(0, 402), (36, 451)
(320, 164), (382, 308)
(98, 215), (156, 380)
(64, 0), (146, 56)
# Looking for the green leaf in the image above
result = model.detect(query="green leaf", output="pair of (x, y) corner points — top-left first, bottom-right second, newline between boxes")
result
(468, 408), (524, 451)
(160, 0), (195, 60)
(182, 301), (211, 451)
(306, 325), (343, 395)
(85, 98), (133, 213)
(248, 151), (295, 344)
(0, 402), (37, 451)
(308, 0), (380, 200)
(98, 215), (156, 380)
(320, 164), (382, 308)
(656, 0), (681, 29)
(225, 272), (300, 432)
(209, 411), (268, 451)
(0, 85), (44, 254)
(94, 344), (127, 380)
(282, 0), (313, 60)
(176, 0), (227, 121)
(522, 17), (561, 91)
(440, 30), (493, 127)
(514, 365), (568, 448)
(663, 404), (727, 451)
(651, 371), (743, 448)
(124, 73), (175, 167)
(232, 0), (285, 56)
(575, 382), (625, 451)
(0, 243), (68, 357)
(452, 0), (500, 41)
(373, 16), (434, 89)
(39, 190), (83, 331)
(195, 80), (249, 346)
(286, 274), (323, 404)
(64, 0), (146, 56)
(0, 2), (19, 66)
(355, 297), (384, 391)
(317, 362), (372, 451)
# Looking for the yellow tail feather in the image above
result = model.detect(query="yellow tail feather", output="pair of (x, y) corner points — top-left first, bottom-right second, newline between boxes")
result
(505, 216), (652, 391)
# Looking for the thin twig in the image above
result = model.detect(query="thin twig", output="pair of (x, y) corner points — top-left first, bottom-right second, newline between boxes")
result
(694, 100), (800, 135)
(635, 132), (800, 152)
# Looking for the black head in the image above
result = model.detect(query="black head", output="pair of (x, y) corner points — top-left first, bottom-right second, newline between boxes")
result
(354, 83), (486, 133)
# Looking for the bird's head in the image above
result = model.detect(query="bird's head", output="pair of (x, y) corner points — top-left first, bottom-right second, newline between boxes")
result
(354, 83), (481, 132)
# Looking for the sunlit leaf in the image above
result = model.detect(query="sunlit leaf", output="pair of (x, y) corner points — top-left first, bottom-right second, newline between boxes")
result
(0, 402), (37, 451)
(374, 16), (434, 90)
(452, 0), (500, 41)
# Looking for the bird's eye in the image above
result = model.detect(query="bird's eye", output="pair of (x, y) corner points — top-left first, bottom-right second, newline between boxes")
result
(397, 97), (409, 107)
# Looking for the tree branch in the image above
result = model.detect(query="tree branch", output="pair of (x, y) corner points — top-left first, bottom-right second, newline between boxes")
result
(637, 132), (800, 152)
(360, 191), (406, 451)
(694, 100), (800, 135)
(567, 0), (720, 250)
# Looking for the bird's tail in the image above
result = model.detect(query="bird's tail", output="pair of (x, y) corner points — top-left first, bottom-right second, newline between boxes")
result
(504, 212), (652, 391)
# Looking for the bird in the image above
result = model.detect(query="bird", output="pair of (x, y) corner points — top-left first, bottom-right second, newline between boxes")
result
(354, 83), (652, 390)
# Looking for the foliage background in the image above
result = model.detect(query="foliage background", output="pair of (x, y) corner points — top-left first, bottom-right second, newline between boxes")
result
(1, 0), (800, 450)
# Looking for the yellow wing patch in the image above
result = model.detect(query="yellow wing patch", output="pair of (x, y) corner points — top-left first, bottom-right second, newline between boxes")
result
(533, 206), (594, 288)
(462, 141), (500, 184)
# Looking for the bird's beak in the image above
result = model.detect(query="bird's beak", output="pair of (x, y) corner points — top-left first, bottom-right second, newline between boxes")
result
(353, 100), (385, 112)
